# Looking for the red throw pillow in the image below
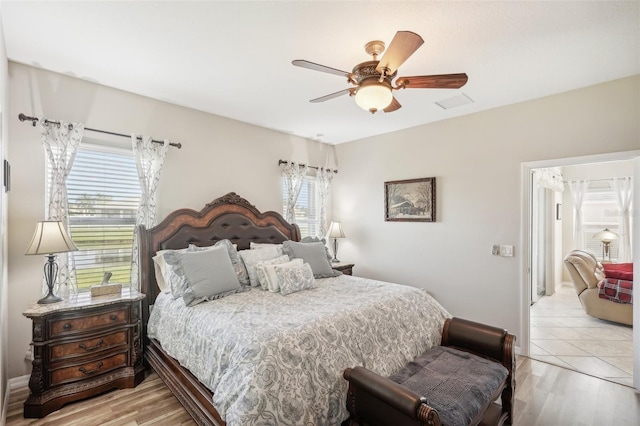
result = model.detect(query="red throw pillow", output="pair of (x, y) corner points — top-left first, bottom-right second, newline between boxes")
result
(603, 263), (633, 281)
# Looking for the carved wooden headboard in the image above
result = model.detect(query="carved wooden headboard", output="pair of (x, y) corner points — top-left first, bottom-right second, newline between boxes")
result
(138, 192), (301, 326)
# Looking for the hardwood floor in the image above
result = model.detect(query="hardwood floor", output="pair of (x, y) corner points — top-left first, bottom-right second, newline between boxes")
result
(7, 358), (640, 425)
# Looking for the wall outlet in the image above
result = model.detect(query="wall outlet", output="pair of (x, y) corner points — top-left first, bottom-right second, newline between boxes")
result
(499, 245), (514, 257)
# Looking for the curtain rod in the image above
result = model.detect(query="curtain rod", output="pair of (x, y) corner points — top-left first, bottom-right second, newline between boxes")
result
(563, 177), (631, 183)
(18, 113), (182, 149)
(278, 160), (338, 174)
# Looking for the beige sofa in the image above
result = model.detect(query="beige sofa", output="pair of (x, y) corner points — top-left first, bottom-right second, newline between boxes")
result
(563, 250), (633, 326)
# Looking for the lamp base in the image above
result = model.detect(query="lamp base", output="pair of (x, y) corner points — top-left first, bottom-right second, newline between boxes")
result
(331, 258), (340, 264)
(37, 292), (63, 305)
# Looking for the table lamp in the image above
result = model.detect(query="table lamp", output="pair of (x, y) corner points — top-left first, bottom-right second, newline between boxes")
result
(25, 221), (78, 304)
(328, 221), (345, 263)
(593, 228), (618, 262)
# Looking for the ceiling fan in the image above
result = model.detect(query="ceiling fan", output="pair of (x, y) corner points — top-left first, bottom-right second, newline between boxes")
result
(292, 31), (468, 114)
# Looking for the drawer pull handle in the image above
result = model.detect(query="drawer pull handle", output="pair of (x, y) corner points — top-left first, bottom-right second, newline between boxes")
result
(109, 314), (118, 321)
(79, 362), (103, 375)
(78, 339), (104, 352)
(63, 323), (71, 330)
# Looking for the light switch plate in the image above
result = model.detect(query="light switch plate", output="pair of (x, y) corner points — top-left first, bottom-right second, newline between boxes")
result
(499, 245), (514, 257)
(492, 245), (500, 255)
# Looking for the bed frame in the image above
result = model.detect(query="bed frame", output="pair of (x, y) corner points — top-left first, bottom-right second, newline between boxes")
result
(138, 192), (300, 426)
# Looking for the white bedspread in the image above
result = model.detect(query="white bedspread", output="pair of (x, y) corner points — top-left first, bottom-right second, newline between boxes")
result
(148, 274), (450, 426)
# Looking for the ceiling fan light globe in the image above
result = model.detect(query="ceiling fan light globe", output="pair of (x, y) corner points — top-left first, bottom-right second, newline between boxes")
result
(355, 84), (392, 113)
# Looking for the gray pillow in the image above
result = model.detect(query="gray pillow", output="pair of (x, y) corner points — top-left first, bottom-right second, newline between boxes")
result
(282, 241), (342, 278)
(300, 236), (332, 262)
(165, 246), (244, 306)
(189, 240), (250, 286)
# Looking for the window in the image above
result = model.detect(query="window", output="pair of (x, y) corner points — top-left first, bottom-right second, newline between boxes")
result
(282, 175), (321, 238)
(51, 143), (141, 290)
(582, 182), (623, 261)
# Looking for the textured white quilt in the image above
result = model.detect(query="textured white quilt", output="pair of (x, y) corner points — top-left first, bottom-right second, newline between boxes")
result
(148, 274), (450, 426)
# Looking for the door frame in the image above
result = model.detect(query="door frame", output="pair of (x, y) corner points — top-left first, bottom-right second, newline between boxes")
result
(520, 150), (640, 390)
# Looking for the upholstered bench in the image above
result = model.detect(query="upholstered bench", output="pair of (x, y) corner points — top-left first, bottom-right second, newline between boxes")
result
(343, 317), (516, 426)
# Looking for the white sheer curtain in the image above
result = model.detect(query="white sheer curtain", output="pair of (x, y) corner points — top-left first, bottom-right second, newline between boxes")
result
(317, 167), (336, 237)
(568, 180), (589, 250)
(131, 135), (170, 290)
(282, 162), (308, 223)
(41, 119), (84, 297)
(610, 177), (633, 262)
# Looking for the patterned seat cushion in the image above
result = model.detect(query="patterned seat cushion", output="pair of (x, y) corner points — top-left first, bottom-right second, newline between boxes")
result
(389, 346), (508, 426)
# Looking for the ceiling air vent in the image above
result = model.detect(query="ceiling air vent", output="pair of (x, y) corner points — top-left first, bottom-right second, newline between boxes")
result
(435, 93), (474, 110)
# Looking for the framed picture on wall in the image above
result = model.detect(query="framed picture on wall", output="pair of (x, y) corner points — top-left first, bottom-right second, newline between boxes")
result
(384, 177), (436, 222)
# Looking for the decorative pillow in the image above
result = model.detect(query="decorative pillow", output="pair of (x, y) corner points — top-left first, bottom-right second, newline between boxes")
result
(282, 241), (341, 278)
(276, 263), (316, 296)
(239, 246), (285, 286)
(152, 247), (189, 293)
(189, 240), (250, 286)
(300, 236), (333, 262)
(249, 242), (284, 256)
(255, 255), (290, 290)
(164, 246), (244, 306)
(603, 263), (633, 281)
(260, 258), (304, 292)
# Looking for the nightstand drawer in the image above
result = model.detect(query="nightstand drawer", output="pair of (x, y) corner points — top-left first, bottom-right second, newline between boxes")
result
(49, 352), (128, 387)
(50, 330), (128, 361)
(50, 308), (127, 337)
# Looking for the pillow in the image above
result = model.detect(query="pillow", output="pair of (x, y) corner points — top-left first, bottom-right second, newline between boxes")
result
(260, 258), (304, 292)
(250, 242), (284, 256)
(603, 263), (633, 281)
(300, 236), (332, 262)
(282, 241), (341, 278)
(189, 240), (250, 286)
(164, 246), (244, 306)
(152, 247), (189, 293)
(255, 255), (290, 290)
(276, 263), (316, 296)
(239, 246), (285, 286)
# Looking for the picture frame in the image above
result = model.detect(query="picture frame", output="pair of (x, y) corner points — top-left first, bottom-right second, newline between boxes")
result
(384, 177), (436, 222)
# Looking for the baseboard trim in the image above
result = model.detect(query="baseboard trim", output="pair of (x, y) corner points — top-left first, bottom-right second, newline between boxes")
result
(9, 374), (29, 390)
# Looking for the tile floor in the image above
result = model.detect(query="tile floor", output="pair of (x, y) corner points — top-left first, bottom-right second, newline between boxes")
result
(530, 281), (634, 387)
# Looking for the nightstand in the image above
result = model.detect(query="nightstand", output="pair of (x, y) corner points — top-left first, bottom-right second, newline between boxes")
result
(332, 262), (355, 275)
(22, 289), (146, 418)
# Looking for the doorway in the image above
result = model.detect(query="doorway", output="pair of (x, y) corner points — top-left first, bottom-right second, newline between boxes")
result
(521, 151), (640, 391)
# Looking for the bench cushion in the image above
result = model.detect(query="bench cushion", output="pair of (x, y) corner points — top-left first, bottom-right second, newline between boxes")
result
(389, 346), (508, 426)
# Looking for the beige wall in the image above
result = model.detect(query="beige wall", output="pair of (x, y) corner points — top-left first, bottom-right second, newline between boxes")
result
(333, 75), (640, 342)
(7, 62), (336, 379)
(0, 8), (8, 421)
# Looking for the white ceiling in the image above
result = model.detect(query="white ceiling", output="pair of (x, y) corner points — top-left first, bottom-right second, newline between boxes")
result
(1, 1), (639, 144)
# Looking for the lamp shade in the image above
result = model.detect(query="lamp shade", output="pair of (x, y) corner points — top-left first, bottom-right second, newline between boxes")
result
(25, 221), (78, 255)
(354, 82), (392, 113)
(593, 228), (618, 243)
(328, 221), (346, 239)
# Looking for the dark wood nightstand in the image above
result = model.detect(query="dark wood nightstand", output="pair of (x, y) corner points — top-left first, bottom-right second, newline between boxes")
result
(22, 289), (146, 418)
(332, 262), (355, 275)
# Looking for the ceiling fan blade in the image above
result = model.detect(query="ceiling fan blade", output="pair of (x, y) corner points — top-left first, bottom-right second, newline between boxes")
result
(396, 73), (468, 89)
(376, 31), (424, 75)
(310, 88), (353, 103)
(383, 97), (402, 113)
(292, 60), (351, 78)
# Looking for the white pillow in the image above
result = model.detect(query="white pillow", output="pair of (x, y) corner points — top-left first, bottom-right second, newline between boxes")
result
(276, 263), (316, 296)
(255, 255), (290, 290)
(259, 258), (303, 292)
(249, 242), (284, 256)
(152, 247), (189, 293)
(239, 246), (284, 287)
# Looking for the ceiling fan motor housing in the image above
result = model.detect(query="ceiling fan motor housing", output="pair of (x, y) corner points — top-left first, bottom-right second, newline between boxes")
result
(352, 61), (396, 113)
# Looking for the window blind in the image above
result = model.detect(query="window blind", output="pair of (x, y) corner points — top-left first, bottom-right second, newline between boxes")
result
(582, 184), (621, 261)
(64, 144), (141, 289)
(282, 176), (321, 238)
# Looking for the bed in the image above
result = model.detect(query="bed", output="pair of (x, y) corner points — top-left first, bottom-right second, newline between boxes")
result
(139, 192), (450, 426)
